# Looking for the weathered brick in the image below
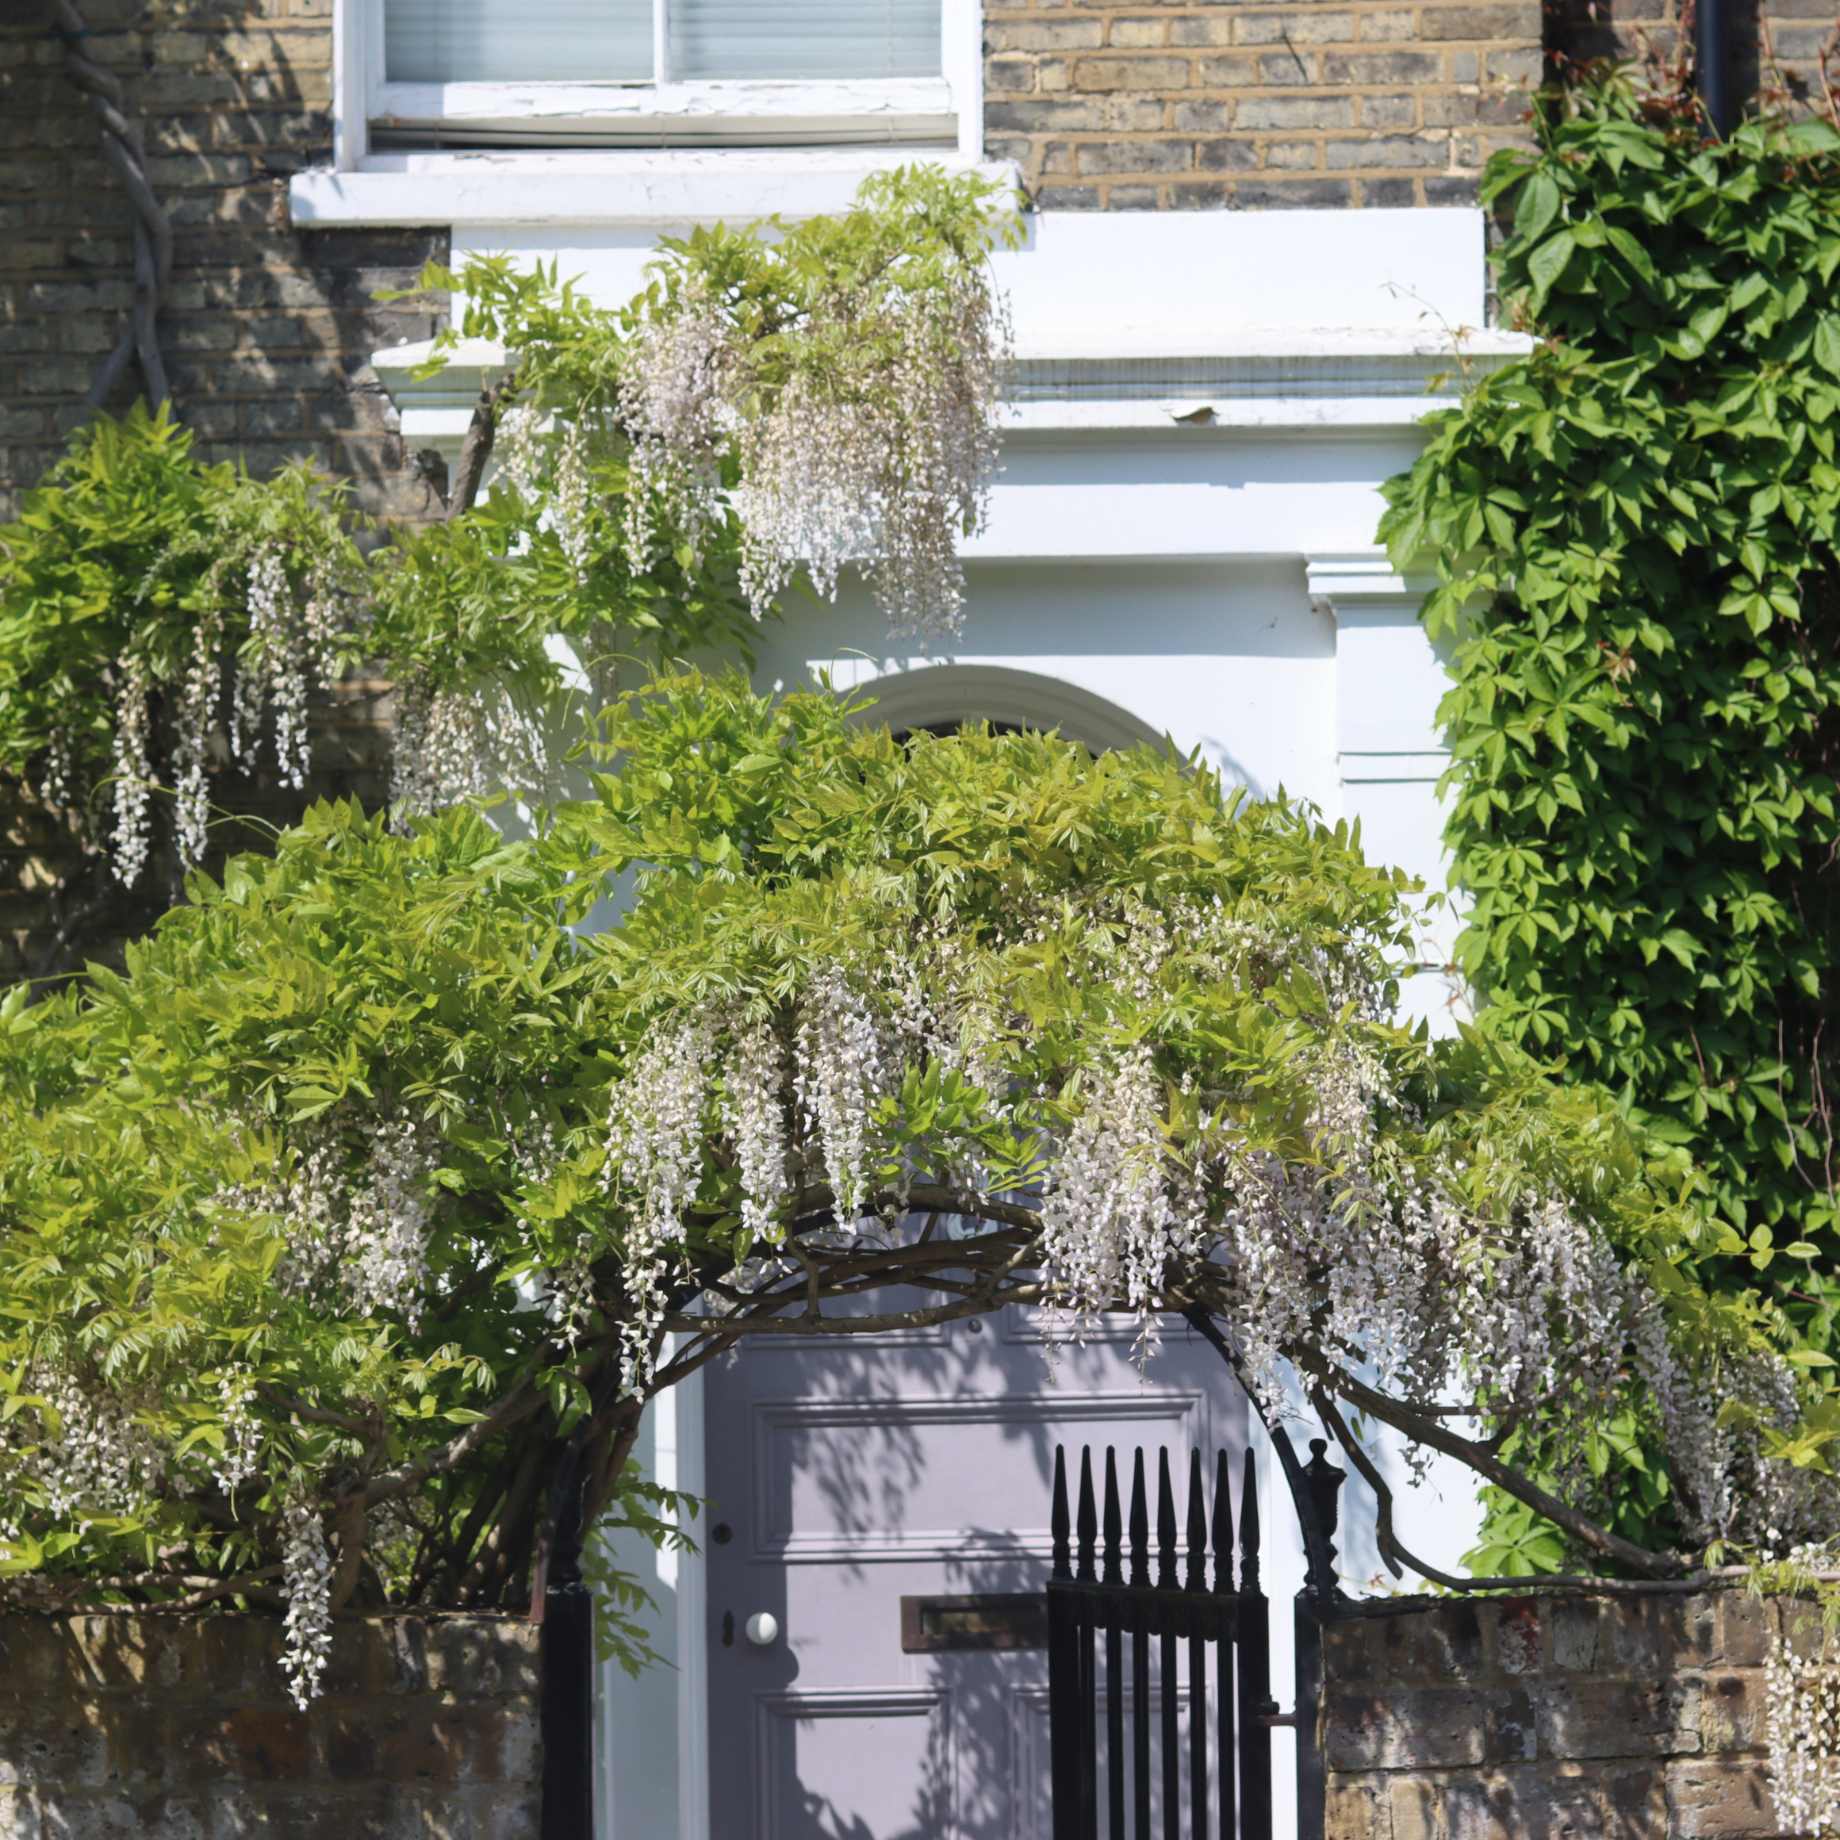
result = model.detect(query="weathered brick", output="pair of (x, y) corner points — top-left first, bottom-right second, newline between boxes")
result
(987, 55), (1038, 89)
(1195, 138), (1260, 169)
(986, 18), (1106, 51)
(1191, 53), (1266, 86)
(988, 97), (1112, 132)
(1033, 184), (1105, 208)
(1327, 1776), (1390, 1840)
(1235, 11), (1358, 43)
(1324, 133), (1451, 167)
(1077, 137), (1196, 173)
(1717, 1592), (1774, 1668)
(1360, 93), (1420, 126)
(1326, 1686), (1535, 1771)
(1234, 177), (1355, 206)
(1171, 98), (1236, 130)
(1319, 48), (1445, 81)
(1169, 17), (1236, 45)
(1237, 94), (1355, 129)
(1069, 54), (1192, 89)
(1107, 16), (1170, 45)
(1266, 138), (1326, 168)
(1417, 1), (1536, 36)
(1667, 1761), (1780, 1837)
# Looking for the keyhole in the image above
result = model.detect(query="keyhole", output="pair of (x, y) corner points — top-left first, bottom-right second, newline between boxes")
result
(721, 1610), (735, 1647)
(713, 1521), (734, 1544)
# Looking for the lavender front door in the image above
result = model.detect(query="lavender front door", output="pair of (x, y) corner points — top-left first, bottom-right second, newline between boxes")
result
(704, 1297), (1249, 1838)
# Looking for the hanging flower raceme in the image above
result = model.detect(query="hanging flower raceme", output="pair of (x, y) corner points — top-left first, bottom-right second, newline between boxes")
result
(612, 170), (1015, 648)
(604, 1009), (721, 1386)
(722, 1008), (792, 1245)
(236, 1115), (441, 1330)
(388, 674), (554, 817)
(110, 531), (358, 887)
(1040, 1043), (1186, 1344)
(15, 1362), (165, 1524)
(280, 1503), (334, 1711)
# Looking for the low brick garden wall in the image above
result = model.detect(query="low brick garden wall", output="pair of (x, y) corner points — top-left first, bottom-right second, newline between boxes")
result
(1322, 1587), (1789, 1839)
(0, 1611), (542, 1839)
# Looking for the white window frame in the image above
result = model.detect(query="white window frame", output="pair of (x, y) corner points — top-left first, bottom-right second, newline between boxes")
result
(336, 0), (979, 161)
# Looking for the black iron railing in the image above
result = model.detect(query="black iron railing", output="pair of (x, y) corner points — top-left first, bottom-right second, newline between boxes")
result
(1047, 1444), (1273, 1840)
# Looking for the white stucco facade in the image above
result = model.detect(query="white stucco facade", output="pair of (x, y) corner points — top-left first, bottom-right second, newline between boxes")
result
(369, 203), (1530, 1840)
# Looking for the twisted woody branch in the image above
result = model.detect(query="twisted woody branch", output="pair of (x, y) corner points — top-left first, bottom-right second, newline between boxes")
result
(48, 0), (171, 410)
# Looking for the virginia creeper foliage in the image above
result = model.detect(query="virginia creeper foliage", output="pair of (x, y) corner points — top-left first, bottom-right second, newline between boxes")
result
(1382, 81), (1840, 1559)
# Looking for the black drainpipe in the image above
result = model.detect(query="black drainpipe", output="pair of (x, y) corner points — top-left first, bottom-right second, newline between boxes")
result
(1696, 0), (1735, 135)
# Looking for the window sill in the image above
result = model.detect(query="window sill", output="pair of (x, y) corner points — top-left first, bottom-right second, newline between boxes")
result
(289, 146), (1015, 229)
(369, 76), (956, 143)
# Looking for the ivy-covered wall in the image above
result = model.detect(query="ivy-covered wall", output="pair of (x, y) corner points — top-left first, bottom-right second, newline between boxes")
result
(1382, 83), (1840, 1560)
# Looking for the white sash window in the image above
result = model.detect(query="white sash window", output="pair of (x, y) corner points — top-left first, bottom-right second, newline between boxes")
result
(367, 0), (959, 145)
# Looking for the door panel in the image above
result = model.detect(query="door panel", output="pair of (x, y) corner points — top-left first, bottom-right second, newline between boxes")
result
(705, 1300), (1249, 1838)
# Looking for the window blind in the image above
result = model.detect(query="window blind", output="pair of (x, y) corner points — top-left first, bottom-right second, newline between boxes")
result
(668, 0), (941, 80)
(385, 0), (653, 83)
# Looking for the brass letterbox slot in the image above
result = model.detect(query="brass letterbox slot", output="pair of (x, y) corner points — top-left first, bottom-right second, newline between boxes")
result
(899, 1592), (1048, 1653)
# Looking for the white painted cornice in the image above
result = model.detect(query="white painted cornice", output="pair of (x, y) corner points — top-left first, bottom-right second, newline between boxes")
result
(371, 326), (1534, 450)
(1305, 550), (1440, 614)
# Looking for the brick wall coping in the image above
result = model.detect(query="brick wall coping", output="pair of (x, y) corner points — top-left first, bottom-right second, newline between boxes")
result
(1323, 1574), (1750, 1619)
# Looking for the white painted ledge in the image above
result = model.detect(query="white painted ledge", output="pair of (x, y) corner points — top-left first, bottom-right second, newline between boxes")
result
(291, 148), (1015, 228)
(370, 325), (1534, 447)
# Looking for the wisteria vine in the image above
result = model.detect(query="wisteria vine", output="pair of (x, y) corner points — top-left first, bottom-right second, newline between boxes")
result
(4, 675), (1836, 1714)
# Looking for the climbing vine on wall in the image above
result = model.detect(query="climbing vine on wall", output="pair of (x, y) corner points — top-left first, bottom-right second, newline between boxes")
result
(1382, 77), (1840, 1557)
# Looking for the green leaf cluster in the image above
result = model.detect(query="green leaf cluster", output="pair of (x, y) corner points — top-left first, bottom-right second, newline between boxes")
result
(1381, 77), (1840, 1558)
(2, 672), (1789, 1617)
(0, 404), (362, 814)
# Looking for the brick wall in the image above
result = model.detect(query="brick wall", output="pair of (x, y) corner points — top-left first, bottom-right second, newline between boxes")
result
(0, 0), (447, 525)
(1548, 0), (1838, 113)
(1322, 1587), (1793, 1839)
(983, 0), (1543, 208)
(0, 0), (425, 982)
(0, 1612), (542, 1838)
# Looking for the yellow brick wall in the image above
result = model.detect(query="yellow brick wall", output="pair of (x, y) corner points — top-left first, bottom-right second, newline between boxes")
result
(984, 0), (1543, 207)
(0, 0), (446, 525)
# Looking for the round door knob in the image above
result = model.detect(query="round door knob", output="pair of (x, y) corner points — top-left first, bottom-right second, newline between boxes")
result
(744, 1612), (779, 1647)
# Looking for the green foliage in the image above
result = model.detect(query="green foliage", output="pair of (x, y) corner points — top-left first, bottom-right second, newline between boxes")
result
(1, 165), (1015, 960)
(2, 672), (1792, 1637)
(432, 163), (1022, 419)
(361, 452), (751, 706)
(1380, 77), (1840, 1563)
(0, 404), (362, 823)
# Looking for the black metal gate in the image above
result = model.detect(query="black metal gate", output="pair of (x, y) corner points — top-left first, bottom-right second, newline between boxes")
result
(1046, 1437), (1343, 1840)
